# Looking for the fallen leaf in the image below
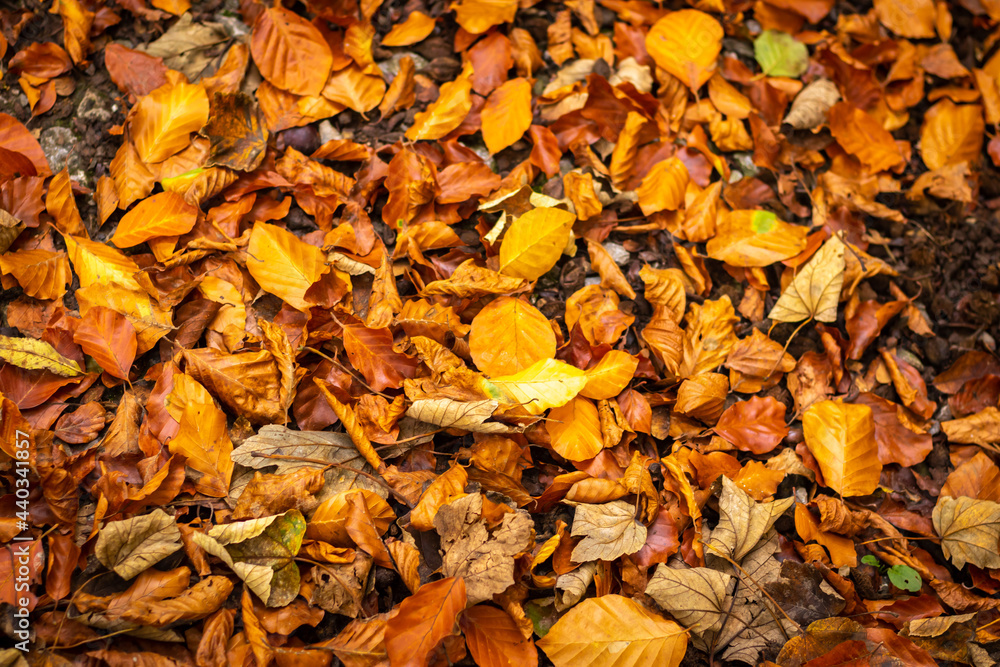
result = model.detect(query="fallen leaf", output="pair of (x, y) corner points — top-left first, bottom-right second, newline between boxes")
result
(435, 493), (533, 604)
(384, 577), (466, 667)
(250, 6), (333, 96)
(95, 509), (182, 579)
(755, 30), (809, 78)
(132, 78), (209, 164)
(537, 595), (687, 667)
(112, 191), (199, 248)
(802, 400), (881, 497)
(708, 476), (794, 561)
(0, 335), (83, 377)
(461, 605), (539, 667)
(646, 566), (733, 634)
(570, 500), (647, 562)
(499, 207), (576, 280)
(932, 496), (1000, 569)
(470, 296), (556, 376)
(482, 78), (533, 154)
(768, 236), (846, 323)
(646, 10), (722, 90)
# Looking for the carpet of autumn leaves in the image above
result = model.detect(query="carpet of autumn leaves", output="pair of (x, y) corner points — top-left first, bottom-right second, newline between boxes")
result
(5, 0), (1000, 664)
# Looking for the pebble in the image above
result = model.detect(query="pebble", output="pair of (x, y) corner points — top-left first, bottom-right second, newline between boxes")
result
(39, 126), (88, 184)
(77, 89), (116, 124)
(603, 241), (630, 266)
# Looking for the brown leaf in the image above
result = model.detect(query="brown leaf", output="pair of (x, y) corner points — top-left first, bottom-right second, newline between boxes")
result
(435, 493), (533, 604)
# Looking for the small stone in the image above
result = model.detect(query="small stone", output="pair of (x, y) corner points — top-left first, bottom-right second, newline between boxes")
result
(602, 242), (630, 266)
(39, 126), (88, 184)
(77, 89), (115, 123)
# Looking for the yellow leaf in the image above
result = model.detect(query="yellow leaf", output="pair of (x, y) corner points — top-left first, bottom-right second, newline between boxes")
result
(920, 100), (984, 171)
(65, 234), (143, 291)
(381, 12), (436, 47)
(538, 595), (687, 667)
(0, 335), (83, 377)
(802, 400), (881, 497)
(499, 207), (576, 280)
(132, 79), (210, 164)
(679, 296), (739, 379)
(706, 210), (809, 268)
(637, 157), (688, 215)
(166, 374), (234, 497)
(491, 358), (587, 416)
(481, 78), (533, 154)
(112, 191), (199, 248)
(547, 396), (604, 461)
(406, 63), (473, 141)
(768, 235), (846, 323)
(873, 0), (936, 38)
(469, 296), (556, 376)
(247, 222), (327, 311)
(451, 0), (518, 34)
(0, 249), (71, 300)
(646, 10), (722, 90)
(581, 350), (638, 400)
(410, 465), (468, 531)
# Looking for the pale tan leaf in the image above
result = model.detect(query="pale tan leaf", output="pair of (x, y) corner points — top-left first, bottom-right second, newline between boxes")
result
(95, 509), (182, 579)
(646, 566), (733, 634)
(933, 496), (1000, 569)
(707, 477), (794, 561)
(570, 500), (647, 562)
(768, 236), (846, 324)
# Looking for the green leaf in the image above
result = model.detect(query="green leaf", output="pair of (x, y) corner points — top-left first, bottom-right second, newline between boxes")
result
(861, 554), (881, 568)
(887, 565), (922, 592)
(754, 30), (809, 78)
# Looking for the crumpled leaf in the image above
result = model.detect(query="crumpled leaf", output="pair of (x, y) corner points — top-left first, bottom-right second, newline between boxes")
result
(191, 510), (306, 607)
(570, 499), (647, 562)
(784, 78), (840, 129)
(95, 509), (182, 579)
(435, 493), (534, 605)
(707, 477), (794, 561)
(769, 236), (846, 324)
(941, 407), (1000, 447)
(932, 496), (1000, 569)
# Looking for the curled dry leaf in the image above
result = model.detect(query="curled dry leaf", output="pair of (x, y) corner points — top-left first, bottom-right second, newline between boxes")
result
(435, 493), (534, 604)
(784, 78), (840, 129)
